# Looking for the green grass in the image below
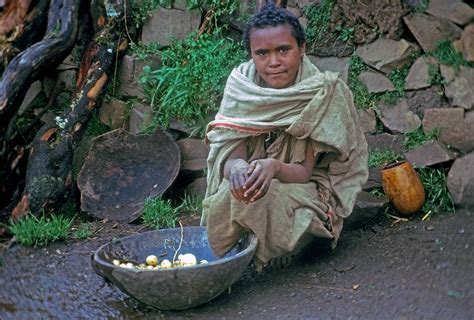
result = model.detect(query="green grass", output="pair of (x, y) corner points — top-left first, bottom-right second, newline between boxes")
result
(416, 167), (455, 214)
(404, 127), (440, 151)
(85, 113), (110, 137)
(9, 214), (74, 247)
(141, 197), (178, 229)
(368, 149), (404, 168)
(176, 193), (203, 214)
(430, 39), (474, 70)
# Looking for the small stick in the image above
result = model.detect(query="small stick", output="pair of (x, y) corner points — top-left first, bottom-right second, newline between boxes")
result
(172, 221), (184, 263)
(386, 213), (408, 222)
(422, 210), (432, 221)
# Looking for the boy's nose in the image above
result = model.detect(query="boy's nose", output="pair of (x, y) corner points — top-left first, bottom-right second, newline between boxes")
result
(269, 53), (281, 67)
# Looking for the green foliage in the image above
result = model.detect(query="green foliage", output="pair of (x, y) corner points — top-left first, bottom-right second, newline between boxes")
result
(416, 167), (455, 214)
(303, 0), (334, 50)
(404, 127), (440, 151)
(428, 63), (444, 85)
(142, 197), (178, 229)
(129, 41), (162, 61)
(348, 56), (378, 110)
(335, 25), (354, 42)
(430, 39), (474, 70)
(368, 149), (403, 169)
(140, 32), (246, 131)
(130, 0), (239, 29)
(72, 223), (94, 240)
(9, 214), (74, 247)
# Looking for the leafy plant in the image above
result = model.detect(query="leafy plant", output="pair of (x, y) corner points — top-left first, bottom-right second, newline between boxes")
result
(141, 197), (178, 229)
(335, 25), (354, 42)
(9, 214), (74, 247)
(416, 167), (455, 214)
(140, 31), (246, 132)
(303, 0), (334, 50)
(368, 149), (403, 168)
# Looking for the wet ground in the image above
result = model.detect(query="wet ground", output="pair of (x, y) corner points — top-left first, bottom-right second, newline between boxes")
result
(0, 209), (472, 319)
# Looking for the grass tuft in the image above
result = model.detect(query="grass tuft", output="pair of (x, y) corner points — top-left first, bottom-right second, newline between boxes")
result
(416, 167), (455, 214)
(9, 214), (74, 247)
(141, 197), (178, 229)
(368, 149), (404, 168)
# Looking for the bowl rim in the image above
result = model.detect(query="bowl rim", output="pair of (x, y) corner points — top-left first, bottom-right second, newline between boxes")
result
(93, 226), (258, 272)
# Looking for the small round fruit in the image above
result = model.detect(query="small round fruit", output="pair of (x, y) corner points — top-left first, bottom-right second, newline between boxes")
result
(161, 259), (172, 268)
(200, 259), (208, 264)
(112, 259), (120, 266)
(146, 255), (158, 267)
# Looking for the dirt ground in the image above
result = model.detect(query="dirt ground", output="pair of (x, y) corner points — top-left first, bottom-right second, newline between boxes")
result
(0, 209), (472, 320)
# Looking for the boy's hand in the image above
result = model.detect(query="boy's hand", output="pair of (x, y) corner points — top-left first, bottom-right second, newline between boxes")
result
(229, 160), (252, 203)
(243, 159), (279, 202)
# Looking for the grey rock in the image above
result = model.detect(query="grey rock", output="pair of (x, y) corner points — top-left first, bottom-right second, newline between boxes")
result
(128, 102), (153, 134)
(426, 0), (474, 26)
(406, 85), (449, 119)
(177, 138), (209, 171)
(185, 177), (207, 198)
(357, 108), (377, 134)
(309, 56), (350, 83)
(57, 54), (78, 71)
(403, 13), (462, 52)
(118, 54), (161, 99)
(99, 98), (128, 130)
(457, 24), (474, 62)
(404, 141), (457, 168)
(18, 81), (42, 115)
(463, 110), (474, 153)
(57, 69), (77, 93)
(447, 152), (474, 209)
(345, 191), (389, 230)
(422, 108), (466, 152)
(358, 71), (395, 93)
(405, 56), (437, 90)
(440, 64), (456, 83)
(141, 8), (201, 46)
(443, 66), (474, 110)
(365, 133), (405, 153)
(355, 38), (419, 74)
(378, 98), (422, 134)
(363, 168), (383, 190)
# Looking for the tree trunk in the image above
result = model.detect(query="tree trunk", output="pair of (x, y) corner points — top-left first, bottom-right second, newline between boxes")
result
(11, 0), (128, 220)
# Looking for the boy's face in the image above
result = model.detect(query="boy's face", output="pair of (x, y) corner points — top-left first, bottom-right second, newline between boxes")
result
(249, 24), (305, 89)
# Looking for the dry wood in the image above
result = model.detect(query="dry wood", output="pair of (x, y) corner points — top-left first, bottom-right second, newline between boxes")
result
(11, 0), (127, 220)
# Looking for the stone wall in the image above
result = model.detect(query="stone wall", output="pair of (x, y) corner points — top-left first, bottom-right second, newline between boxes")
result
(20, 0), (473, 214)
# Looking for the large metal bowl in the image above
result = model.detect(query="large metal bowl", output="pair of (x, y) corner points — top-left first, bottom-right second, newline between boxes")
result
(91, 226), (257, 310)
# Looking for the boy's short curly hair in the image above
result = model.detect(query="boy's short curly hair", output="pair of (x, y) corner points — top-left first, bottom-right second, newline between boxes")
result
(243, 4), (306, 53)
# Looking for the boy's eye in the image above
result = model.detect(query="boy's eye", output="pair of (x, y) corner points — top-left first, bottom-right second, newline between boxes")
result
(256, 51), (267, 56)
(279, 47), (290, 54)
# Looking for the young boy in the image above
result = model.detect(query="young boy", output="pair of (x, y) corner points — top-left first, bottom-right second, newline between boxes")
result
(202, 4), (368, 269)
